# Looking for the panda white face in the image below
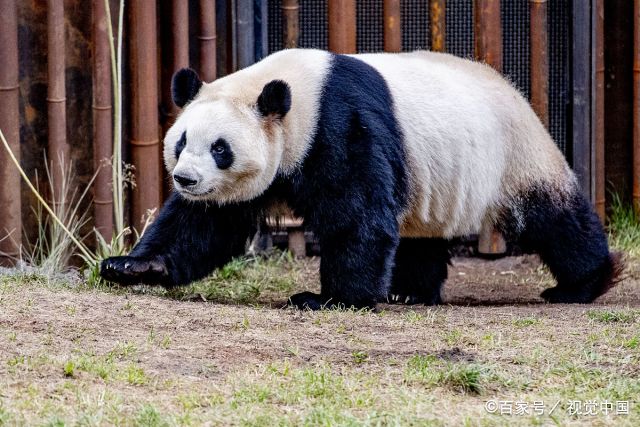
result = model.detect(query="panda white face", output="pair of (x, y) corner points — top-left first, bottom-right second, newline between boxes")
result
(164, 99), (285, 204)
(165, 68), (292, 204)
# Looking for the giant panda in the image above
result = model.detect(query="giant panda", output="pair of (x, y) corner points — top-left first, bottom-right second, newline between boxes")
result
(100, 48), (621, 310)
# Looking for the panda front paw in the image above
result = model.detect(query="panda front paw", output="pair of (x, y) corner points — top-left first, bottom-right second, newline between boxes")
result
(100, 256), (169, 286)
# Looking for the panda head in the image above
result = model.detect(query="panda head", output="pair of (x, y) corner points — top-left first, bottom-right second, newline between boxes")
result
(164, 68), (292, 204)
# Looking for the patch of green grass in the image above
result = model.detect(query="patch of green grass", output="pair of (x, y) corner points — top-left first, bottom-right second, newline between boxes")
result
(587, 309), (638, 324)
(125, 364), (147, 386)
(513, 317), (540, 327)
(624, 336), (639, 349)
(134, 405), (167, 427)
(163, 251), (301, 304)
(608, 193), (640, 258)
(405, 354), (492, 394)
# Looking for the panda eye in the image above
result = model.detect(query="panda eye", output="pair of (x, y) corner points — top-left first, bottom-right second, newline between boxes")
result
(212, 143), (225, 154)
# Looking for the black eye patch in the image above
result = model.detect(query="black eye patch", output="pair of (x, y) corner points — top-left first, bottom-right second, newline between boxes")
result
(175, 131), (187, 159)
(211, 138), (233, 169)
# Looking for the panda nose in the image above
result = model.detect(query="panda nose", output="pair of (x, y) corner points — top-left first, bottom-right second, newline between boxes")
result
(173, 173), (198, 187)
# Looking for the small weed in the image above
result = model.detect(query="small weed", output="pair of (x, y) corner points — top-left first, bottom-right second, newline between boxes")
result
(63, 360), (75, 377)
(134, 405), (166, 427)
(352, 351), (368, 364)
(443, 329), (462, 346)
(160, 335), (171, 349)
(65, 305), (76, 316)
(513, 318), (540, 327)
(404, 311), (424, 323)
(125, 364), (147, 386)
(624, 336), (639, 349)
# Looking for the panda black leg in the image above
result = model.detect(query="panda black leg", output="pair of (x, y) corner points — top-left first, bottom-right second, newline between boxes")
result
(100, 193), (257, 287)
(288, 227), (399, 310)
(511, 187), (622, 303)
(387, 238), (450, 305)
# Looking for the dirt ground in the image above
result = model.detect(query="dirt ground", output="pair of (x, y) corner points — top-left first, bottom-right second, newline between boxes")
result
(0, 255), (639, 426)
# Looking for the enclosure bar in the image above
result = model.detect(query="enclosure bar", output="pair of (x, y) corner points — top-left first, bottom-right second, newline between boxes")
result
(162, 0), (189, 128)
(47, 0), (70, 199)
(0, 0), (21, 263)
(595, 0), (605, 221)
(634, 0), (640, 214)
(529, 0), (549, 128)
(236, 0), (255, 69)
(474, 0), (502, 71)
(384, 0), (401, 52)
(130, 0), (161, 229)
(474, 0), (506, 255)
(92, 0), (114, 239)
(282, 0), (299, 48)
(199, 0), (217, 82)
(430, 0), (446, 52)
(328, 0), (356, 54)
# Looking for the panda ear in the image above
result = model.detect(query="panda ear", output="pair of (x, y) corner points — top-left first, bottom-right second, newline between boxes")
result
(257, 80), (291, 119)
(172, 68), (203, 108)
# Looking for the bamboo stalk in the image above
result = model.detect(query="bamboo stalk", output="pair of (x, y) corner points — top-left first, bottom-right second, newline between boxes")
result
(130, 0), (161, 230)
(530, 0), (549, 128)
(0, 0), (21, 263)
(595, 0), (605, 221)
(474, 0), (506, 255)
(283, 0), (299, 48)
(199, 0), (217, 82)
(430, 0), (446, 52)
(384, 0), (401, 52)
(47, 0), (70, 202)
(93, 0), (114, 239)
(328, 0), (356, 54)
(634, 0), (640, 215)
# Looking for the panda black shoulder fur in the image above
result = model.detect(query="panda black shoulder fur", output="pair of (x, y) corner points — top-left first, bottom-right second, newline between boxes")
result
(101, 48), (622, 309)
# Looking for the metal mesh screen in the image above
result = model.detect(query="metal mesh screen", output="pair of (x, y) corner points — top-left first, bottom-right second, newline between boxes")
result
(267, 0), (569, 153)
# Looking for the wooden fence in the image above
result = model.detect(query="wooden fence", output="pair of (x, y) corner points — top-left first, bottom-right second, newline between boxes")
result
(0, 0), (636, 263)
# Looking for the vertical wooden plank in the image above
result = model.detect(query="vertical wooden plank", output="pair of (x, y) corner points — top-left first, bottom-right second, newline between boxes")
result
(430, 0), (446, 52)
(474, 0), (502, 71)
(384, 0), (401, 52)
(130, 0), (161, 229)
(283, 0), (299, 48)
(634, 0), (640, 214)
(47, 0), (70, 198)
(328, 0), (356, 54)
(255, 0), (269, 61)
(92, 0), (114, 239)
(530, 0), (549, 128)
(0, 0), (21, 263)
(474, 0), (506, 255)
(162, 0), (189, 125)
(199, 0), (217, 82)
(236, 0), (255, 69)
(572, 0), (594, 200)
(595, 0), (605, 221)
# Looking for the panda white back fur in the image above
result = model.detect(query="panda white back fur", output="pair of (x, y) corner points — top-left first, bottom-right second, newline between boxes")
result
(102, 48), (620, 309)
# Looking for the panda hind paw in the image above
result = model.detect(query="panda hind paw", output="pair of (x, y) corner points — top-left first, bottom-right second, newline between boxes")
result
(385, 293), (442, 306)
